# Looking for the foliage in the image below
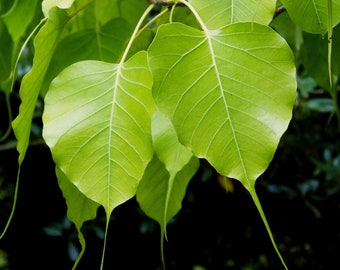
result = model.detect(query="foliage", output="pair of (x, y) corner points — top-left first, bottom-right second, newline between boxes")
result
(0, 0), (339, 269)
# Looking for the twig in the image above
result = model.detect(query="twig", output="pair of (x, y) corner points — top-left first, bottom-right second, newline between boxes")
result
(274, 5), (286, 19)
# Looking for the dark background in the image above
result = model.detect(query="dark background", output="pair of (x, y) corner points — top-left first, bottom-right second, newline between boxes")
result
(1, 86), (340, 270)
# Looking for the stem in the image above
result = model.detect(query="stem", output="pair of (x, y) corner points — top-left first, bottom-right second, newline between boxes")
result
(119, 4), (155, 64)
(68, 0), (96, 19)
(100, 215), (110, 270)
(136, 7), (170, 40)
(0, 93), (13, 142)
(177, 0), (207, 31)
(274, 6), (286, 19)
(328, 0), (333, 90)
(327, 0), (340, 123)
(0, 167), (21, 239)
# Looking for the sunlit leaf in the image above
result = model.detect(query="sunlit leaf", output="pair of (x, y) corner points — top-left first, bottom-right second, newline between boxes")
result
(148, 22), (295, 268)
(190, 0), (276, 28)
(43, 51), (154, 215)
(149, 22), (296, 186)
(281, 0), (340, 34)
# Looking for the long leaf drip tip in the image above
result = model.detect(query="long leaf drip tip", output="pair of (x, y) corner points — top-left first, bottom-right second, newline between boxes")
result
(250, 189), (288, 270)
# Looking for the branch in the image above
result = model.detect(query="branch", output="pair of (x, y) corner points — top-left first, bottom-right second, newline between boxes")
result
(0, 138), (45, 152)
(274, 5), (286, 19)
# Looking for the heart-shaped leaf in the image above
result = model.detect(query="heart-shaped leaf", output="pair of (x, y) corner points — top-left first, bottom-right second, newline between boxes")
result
(148, 21), (296, 269)
(149, 22), (296, 187)
(43, 51), (154, 215)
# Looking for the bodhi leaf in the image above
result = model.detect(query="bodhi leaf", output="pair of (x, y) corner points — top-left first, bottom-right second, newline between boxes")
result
(56, 167), (99, 269)
(190, 0), (276, 28)
(43, 51), (154, 216)
(281, 0), (340, 34)
(148, 21), (296, 269)
(149, 22), (296, 187)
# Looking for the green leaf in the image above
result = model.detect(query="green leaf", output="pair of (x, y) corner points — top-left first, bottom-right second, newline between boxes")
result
(56, 167), (99, 269)
(190, 0), (276, 28)
(300, 24), (340, 89)
(281, 0), (340, 34)
(137, 154), (198, 266)
(43, 51), (154, 215)
(12, 8), (68, 164)
(137, 110), (199, 230)
(149, 22), (296, 185)
(137, 155), (198, 229)
(152, 110), (196, 173)
(148, 22), (296, 268)
(96, 0), (149, 26)
(271, 11), (303, 52)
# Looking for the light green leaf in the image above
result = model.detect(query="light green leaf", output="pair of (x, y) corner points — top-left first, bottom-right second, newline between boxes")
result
(56, 167), (99, 269)
(152, 110), (195, 173)
(42, 0), (75, 18)
(149, 22), (296, 185)
(137, 154), (198, 230)
(137, 110), (199, 229)
(136, 154), (198, 236)
(12, 8), (68, 164)
(148, 22), (296, 268)
(281, 0), (340, 34)
(190, 0), (276, 28)
(43, 51), (154, 215)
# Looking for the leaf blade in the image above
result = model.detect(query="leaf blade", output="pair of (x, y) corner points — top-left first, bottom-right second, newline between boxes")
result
(43, 52), (154, 214)
(148, 22), (296, 189)
(281, 0), (340, 34)
(12, 8), (68, 164)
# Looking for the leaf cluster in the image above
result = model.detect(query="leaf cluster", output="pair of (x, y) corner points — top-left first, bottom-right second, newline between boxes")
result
(1, 0), (339, 269)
